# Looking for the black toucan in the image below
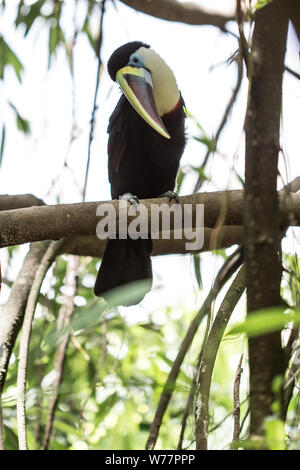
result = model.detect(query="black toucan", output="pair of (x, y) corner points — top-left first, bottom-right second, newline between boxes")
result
(94, 41), (186, 305)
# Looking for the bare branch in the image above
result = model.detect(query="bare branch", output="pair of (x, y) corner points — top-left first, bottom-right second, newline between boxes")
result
(0, 242), (51, 392)
(83, 0), (106, 201)
(60, 226), (243, 258)
(194, 55), (244, 193)
(119, 0), (234, 29)
(43, 256), (79, 450)
(285, 66), (300, 81)
(146, 248), (243, 450)
(0, 194), (44, 211)
(195, 264), (246, 450)
(236, 0), (250, 73)
(177, 375), (196, 450)
(1, 190), (300, 249)
(231, 354), (244, 448)
(17, 240), (64, 450)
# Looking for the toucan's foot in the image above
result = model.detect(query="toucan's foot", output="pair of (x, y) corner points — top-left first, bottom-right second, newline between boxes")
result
(121, 192), (139, 207)
(159, 190), (180, 203)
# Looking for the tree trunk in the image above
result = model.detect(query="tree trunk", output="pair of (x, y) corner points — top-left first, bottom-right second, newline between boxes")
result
(244, 1), (289, 438)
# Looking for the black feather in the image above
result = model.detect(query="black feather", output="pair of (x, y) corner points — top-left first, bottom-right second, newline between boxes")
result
(107, 41), (150, 81)
(95, 43), (186, 306)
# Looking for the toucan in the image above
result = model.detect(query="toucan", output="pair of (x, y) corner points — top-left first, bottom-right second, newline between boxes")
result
(94, 41), (186, 305)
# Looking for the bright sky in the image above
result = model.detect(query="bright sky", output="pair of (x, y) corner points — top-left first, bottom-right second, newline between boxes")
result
(0, 0), (299, 320)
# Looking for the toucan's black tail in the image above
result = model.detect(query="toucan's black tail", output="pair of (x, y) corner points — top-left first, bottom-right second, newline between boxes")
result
(94, 238), (153, 306)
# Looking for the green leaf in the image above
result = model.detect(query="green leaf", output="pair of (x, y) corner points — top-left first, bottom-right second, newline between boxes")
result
(16, 0), (46, 36)
(3, 425), (18, 450)
(193, 135), (216, 152)
(0, 36), (24, 82)
(256, 0), (274, 11)
(227, 307), (300, 338)
(54, 419), (82, 438)
(0, 125), (5, 166)
(193, 253), (202, 289)
(176, 168), (185, 193)
(95, 392), (119, 424)
(233, 168), (245, 188)
(191, 165), (207, 182)
(9, 102), (30, 134)
(104, 279), (153, 310)
(265, 418), (286, 450)
(48, 23), (65, 67)
(82, 15), (98, 54)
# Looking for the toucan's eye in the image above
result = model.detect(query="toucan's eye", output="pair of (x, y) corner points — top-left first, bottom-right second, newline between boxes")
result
(129, 54), (143, 68)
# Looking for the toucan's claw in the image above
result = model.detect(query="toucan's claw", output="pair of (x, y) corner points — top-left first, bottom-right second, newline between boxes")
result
(159, 190), (180, 203)
(122, 192), (140, 207)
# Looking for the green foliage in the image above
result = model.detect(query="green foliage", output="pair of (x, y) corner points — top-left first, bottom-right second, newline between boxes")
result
(256, 0), (274, 11)
(228, 307), (300, 338)
(2, 257), (247, 450)
(265, 418), (286, 450)
(1, 0), (299, 451)
(9, 102), (31, 134)
(193, 253), (202, 289)
(0, 36), (23, 82)
(82, 9), (99, 55)
(0, 125), (5, 166)
(15, 0), (46, 35)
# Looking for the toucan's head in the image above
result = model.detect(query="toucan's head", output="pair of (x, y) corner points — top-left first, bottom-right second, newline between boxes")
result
(107, 41), (180, 139)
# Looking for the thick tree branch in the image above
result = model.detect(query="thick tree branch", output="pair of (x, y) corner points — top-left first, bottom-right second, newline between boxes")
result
(119, 0), (234, 29)
(0, 194), (44, 211)
(60, 226), (243, 258)
(0, 190), (300, 249)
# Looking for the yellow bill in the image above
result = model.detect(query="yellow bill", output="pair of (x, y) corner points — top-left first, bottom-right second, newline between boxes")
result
(116, 66), (170, 139)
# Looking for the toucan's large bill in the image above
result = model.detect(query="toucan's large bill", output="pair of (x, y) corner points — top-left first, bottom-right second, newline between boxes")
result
(116, 66), (171, 139)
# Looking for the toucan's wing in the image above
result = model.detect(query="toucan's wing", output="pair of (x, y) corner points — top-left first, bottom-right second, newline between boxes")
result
(107, 95), (128, 183)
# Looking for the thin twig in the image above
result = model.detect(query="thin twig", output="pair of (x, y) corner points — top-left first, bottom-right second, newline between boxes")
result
(42, 255), (80, 450)
(208, 397), (248, 434)
(236, 0), (250, 73)
(177, 372), (197, 449)
(16, 240), (64, 450)
(82, 0), (106, 201)
(146, 248), (243, 450)
(79, 319), (108, 429)
(239, 403), (250, 436)
(285, 66), (300, 81)
(0, 405), (3, 450)
(231, 354), (244, 448)
(193, 54), (244, 193)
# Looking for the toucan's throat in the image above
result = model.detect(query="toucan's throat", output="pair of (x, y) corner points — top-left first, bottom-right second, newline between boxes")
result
(135, 47), (180, 117)
(162, 96), (183, 120)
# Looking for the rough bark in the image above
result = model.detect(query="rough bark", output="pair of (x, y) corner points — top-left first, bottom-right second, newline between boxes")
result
(0, 241), (51, 392)
(195, 265), (246, 450)
(0, 194), (44, 211)
(0, 190), (300, 249)
(60, 226), (243, 258)
(244, 2), (289, 438)
(119, 0), (234, 29)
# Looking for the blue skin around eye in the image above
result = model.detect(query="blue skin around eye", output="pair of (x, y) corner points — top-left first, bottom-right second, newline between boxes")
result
(128, 54), (144, 68)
